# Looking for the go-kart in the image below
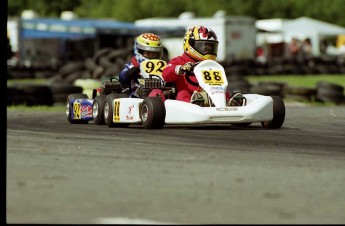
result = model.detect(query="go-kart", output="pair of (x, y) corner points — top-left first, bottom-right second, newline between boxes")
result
(66, 59), (285, 129)
(66, 59), (175, 126)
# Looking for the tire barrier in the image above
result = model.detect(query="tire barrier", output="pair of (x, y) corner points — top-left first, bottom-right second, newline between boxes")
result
(250, 81), (286, 98)
(285, 86), (317, 102)
(316, 81), (345, 105)
(44, 46), (133, 86)
(7, 84), (54, 106)
(7, 51), (345, 81)
(50, 84), (83, 105)
(227, 74), (252, 94)
(7, 45), (345, 106)
(7, 84), (83, 106)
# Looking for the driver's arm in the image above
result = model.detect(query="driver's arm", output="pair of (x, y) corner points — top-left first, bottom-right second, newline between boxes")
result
(162, 57), (187, 82)
(119, 65), (140, 84)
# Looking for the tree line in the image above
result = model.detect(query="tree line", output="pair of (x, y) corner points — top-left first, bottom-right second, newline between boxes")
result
(7, 0), (345, 28)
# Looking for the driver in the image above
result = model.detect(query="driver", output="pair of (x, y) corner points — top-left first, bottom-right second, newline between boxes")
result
(162, 26), (231, 103)
(119, 33), (165, 98)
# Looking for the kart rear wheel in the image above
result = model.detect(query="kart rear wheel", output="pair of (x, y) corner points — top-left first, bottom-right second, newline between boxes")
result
(141, 97), (166, 129)
(66, 93), (89, 124)
(261, 95), (285, 129)
(104, 93), (129, 128)
(92, 95), (106, 125)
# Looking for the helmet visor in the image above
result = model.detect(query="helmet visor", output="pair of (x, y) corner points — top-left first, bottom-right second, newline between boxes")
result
(143, 50), (162, 59)
(194, 41), (218, 55)
(139, 49), (162, 59)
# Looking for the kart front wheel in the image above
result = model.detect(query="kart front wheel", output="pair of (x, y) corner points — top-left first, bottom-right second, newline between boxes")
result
(261, 95), (285, 129)
(141, 97), (166, 129)
(66, 93), (89, 124)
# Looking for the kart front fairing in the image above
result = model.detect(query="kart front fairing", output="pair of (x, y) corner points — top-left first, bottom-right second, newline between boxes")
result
(161, 60), (274, 124)
(164, 94), (273, 124)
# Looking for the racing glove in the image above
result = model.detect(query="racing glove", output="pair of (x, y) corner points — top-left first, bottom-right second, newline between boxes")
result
(126, 66), (140, 79)
(176, 62), (195, 75)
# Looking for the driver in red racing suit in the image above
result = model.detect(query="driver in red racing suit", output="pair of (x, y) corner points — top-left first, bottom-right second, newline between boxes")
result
(162, 26), (231, 103)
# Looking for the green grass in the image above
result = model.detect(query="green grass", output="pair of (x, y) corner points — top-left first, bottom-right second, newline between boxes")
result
(7, 104), (66, 112)
(7, 78), (48, 86)
(246, 74), (345, 88)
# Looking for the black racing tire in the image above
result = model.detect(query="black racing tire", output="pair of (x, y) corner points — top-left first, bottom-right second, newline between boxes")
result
(316, 81), (344, 92)
(92, 95), (107, 125)
(250, 84), (283, 97)
(7, 86), (26, 106)
(104, 93), (129, 128)
(228, 80), (252, 94)
(59, 61), (84, 77)
(106, 49), (124, 61)
(50, 84), (84, 104)
(140, 97), (166, 129)
(65, 70), (83, 84)
(93, 48), (114, 64)
(261, 95), (285, 129)
(99, 56), (113, 68)
(19, 84), (54, 106)
(84, 57), (97, 71)
(66, 93), (89, 124)
(50, 84), (83, 94)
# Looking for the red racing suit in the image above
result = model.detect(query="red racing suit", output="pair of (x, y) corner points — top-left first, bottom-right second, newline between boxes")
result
(162, 53), (199, 102)
(162, 53), (230, 102)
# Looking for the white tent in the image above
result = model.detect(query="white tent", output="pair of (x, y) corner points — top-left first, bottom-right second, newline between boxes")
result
(284, 17), (345, 55)
(256, 17), (345, 56)
(256, 18), (291, 45)
(256, 18), (290, 32)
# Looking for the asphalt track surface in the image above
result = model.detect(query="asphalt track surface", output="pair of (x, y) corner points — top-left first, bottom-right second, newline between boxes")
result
(6, 105), (345, 224)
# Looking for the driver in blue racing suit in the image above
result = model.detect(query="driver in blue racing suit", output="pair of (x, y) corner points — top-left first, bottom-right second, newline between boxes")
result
(119, 33), (166, 100)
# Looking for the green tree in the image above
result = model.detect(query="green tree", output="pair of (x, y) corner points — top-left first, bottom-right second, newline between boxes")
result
(8, 0), (82, 17)
(7, 0), (345, 27)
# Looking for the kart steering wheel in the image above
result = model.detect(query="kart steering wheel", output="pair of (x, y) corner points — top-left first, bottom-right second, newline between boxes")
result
(185, 72), (199, 87)
(184, 62), (200, 87)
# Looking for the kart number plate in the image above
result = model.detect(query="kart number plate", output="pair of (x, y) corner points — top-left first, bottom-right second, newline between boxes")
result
(141, 59), (167, 76)
(201, 70), (224, 85)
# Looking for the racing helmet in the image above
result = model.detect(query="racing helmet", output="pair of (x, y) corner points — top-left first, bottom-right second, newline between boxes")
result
(134, 33), (163, 64)
(183, 26), (219, 61)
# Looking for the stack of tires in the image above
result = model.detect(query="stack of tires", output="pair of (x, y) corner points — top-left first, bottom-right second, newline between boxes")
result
(7, 84), (83, 106)
(47, 46), (133, 86)
(284, 86), (317, 102)
(250, 81), (286, 98)
(49, 84), (83, 105)
(227, 74), (252, 94)
(7, 84), (53, 106)
(316, 81), (345, 105)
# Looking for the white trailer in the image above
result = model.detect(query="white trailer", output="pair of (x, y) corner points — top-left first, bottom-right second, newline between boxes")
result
(135, 13), (257, 62)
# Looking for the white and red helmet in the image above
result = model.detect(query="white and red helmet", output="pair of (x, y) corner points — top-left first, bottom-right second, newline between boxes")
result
(183, 26), (219, 61)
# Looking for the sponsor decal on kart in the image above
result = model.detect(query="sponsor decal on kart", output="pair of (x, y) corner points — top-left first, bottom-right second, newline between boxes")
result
(126, 104), (134, 120)
(73, 102), (92, 119)
(81, 105), (92, 118)
(209, 86), (225, 94)
(113, 100), (120, 122)
(216, 107), (238, 111)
